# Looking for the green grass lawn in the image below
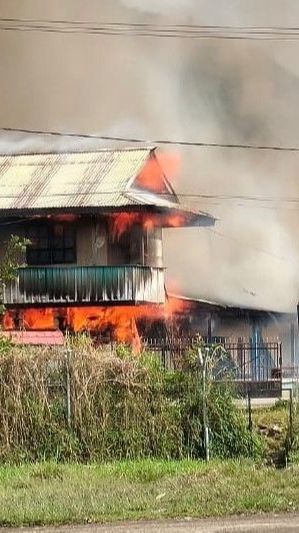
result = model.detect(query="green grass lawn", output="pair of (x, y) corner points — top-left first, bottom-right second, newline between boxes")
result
(0, 459), (299, 527)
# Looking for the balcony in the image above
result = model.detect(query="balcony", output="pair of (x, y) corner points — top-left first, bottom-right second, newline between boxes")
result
(4, 266), (165, 306)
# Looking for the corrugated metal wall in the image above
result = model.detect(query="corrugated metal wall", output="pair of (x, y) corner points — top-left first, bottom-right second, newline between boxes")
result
(4, 266), (165, 305)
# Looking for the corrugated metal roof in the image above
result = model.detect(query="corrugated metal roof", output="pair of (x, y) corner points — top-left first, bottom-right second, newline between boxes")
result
(0, 147), (215, 224)
(128, 189), (214, 223)
(0, 147), (153, 211)
(0, 330), (65, 345)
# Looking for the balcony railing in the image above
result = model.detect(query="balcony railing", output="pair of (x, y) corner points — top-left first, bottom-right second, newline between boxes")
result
(4, 266), (165, 306)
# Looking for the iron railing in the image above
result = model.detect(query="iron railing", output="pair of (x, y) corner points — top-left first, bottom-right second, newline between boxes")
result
(145, 337), (283, 394)
(4, 265), (165, 305)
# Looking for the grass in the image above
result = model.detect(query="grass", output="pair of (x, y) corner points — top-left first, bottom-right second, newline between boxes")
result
(252, 401), (289, 431)
(252, 401), (289, 464)
(0, 459), (299, 527)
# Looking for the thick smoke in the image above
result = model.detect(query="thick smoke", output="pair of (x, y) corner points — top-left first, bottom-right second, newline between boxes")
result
(120, 0), (196, 15)
(1, 0), (299, 311)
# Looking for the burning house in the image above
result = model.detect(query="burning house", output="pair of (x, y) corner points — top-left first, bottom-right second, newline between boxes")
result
(0, 147), (214, 346)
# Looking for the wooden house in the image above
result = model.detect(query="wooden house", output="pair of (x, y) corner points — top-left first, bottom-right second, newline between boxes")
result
(0, 147), (214, 336)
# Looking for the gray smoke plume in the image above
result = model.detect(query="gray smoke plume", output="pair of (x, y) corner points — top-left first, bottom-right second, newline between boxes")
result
(120, 0), (196, 15)
(1, 0), (299, 311)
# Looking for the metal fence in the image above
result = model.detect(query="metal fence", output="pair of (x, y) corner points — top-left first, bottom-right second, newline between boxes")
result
(144, 337), (283, 396)
(223, 341), (282, 382)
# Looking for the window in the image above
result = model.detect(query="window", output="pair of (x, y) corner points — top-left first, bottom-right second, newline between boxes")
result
(26, 223), (76, 265)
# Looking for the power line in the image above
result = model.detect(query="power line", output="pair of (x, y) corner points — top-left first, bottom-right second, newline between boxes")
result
(5, 18), (299, 30)
(207, 228), (294, 263)
(0, 216), (292, 264)
(2, 19), (299, 40)
(2, 126), (299, 153)
(0, 190), (294, 202)
(0, 192), (296, 211)
(0, 189), (297, 210)
(0, 211), (292, 263)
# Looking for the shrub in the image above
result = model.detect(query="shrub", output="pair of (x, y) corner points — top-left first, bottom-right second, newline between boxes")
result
(0, 338), (262, 463)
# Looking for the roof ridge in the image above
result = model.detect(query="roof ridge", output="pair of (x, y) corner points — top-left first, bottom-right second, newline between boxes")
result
(0, 146), (156, 158)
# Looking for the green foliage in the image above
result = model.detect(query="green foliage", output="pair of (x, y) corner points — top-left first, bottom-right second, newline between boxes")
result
(285, 396), (299, 465)
(0, 338), (262, 463)
(208, 385), (263, 458)
(185, 339), (235, 380)
(0, 235), (28, 283)
(0, 336), (12, 357)
(0, 235), (29, 315)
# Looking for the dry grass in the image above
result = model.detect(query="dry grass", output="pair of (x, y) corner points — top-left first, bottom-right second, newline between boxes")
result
(0, 336), (260, 462)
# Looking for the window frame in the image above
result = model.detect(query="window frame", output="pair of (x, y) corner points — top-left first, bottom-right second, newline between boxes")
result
(26, 222), (77, 266)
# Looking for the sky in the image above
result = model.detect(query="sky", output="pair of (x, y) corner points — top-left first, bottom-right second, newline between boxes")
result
(1, 0), (299, 311)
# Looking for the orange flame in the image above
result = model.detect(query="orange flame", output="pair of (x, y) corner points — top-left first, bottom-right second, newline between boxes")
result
(110, 212), (189, 240)
(2, 297), (191, 353)
(110, 213), (141, 240)
(135, 152), (180, 192)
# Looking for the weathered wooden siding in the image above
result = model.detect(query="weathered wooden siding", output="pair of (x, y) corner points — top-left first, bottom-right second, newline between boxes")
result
(145, 228), (163, 268)
(0, 218), (163, 269)
(76, 219), (108, 266)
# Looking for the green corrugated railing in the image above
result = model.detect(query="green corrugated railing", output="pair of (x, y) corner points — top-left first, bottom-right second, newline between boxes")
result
(4, 265), (165, 305)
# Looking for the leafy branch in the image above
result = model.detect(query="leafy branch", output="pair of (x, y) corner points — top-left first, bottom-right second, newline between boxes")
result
(0, 235), (29, 314)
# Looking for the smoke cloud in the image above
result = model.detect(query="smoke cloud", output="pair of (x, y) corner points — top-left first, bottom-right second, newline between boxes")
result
(0, 0), (299, 311)
(120, 0), (196, 15)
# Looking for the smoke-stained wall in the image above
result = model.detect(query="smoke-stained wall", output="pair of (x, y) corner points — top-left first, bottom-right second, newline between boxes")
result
(1, 0), (299, 311)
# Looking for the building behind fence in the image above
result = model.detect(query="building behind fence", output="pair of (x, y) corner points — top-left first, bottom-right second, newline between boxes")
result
(145, 337), (283, 397)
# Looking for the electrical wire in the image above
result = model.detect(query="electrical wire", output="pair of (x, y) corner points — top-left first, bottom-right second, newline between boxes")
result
(2, 19), (299, 40)
(2, 126), (299, 153)
(0, 217), (292, 265)
(1, 128), (299, 209)
(0, 189), (296, 205)
(206, 228), (294, 263)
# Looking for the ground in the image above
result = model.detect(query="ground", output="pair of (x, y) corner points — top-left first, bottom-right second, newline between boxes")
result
(2, 515), (299, 532)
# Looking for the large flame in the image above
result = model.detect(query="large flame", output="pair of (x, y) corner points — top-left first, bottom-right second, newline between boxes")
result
(135, 152), (180, 193)
(2, 297), (192, 353)
(110, 212), (188, 240)
(108, 150), (185, 240)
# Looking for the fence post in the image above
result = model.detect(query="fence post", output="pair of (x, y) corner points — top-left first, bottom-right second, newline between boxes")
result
(289, 388), (294, 449)
(247, 390), (252, 433)
(65, 347), (72, 429)
(199, 346), (210, 462)
(203, 361), (210, 462)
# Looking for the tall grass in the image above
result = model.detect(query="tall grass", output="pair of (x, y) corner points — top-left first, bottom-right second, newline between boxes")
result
(0, 336), (262, 463)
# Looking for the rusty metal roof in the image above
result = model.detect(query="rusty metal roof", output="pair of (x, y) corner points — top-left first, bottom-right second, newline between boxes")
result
(0, 147), (215, 224)
(0, 147), (152, 211)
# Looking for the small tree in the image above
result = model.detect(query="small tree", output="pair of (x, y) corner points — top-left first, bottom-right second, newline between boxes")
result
(0, 235), (29, 315)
